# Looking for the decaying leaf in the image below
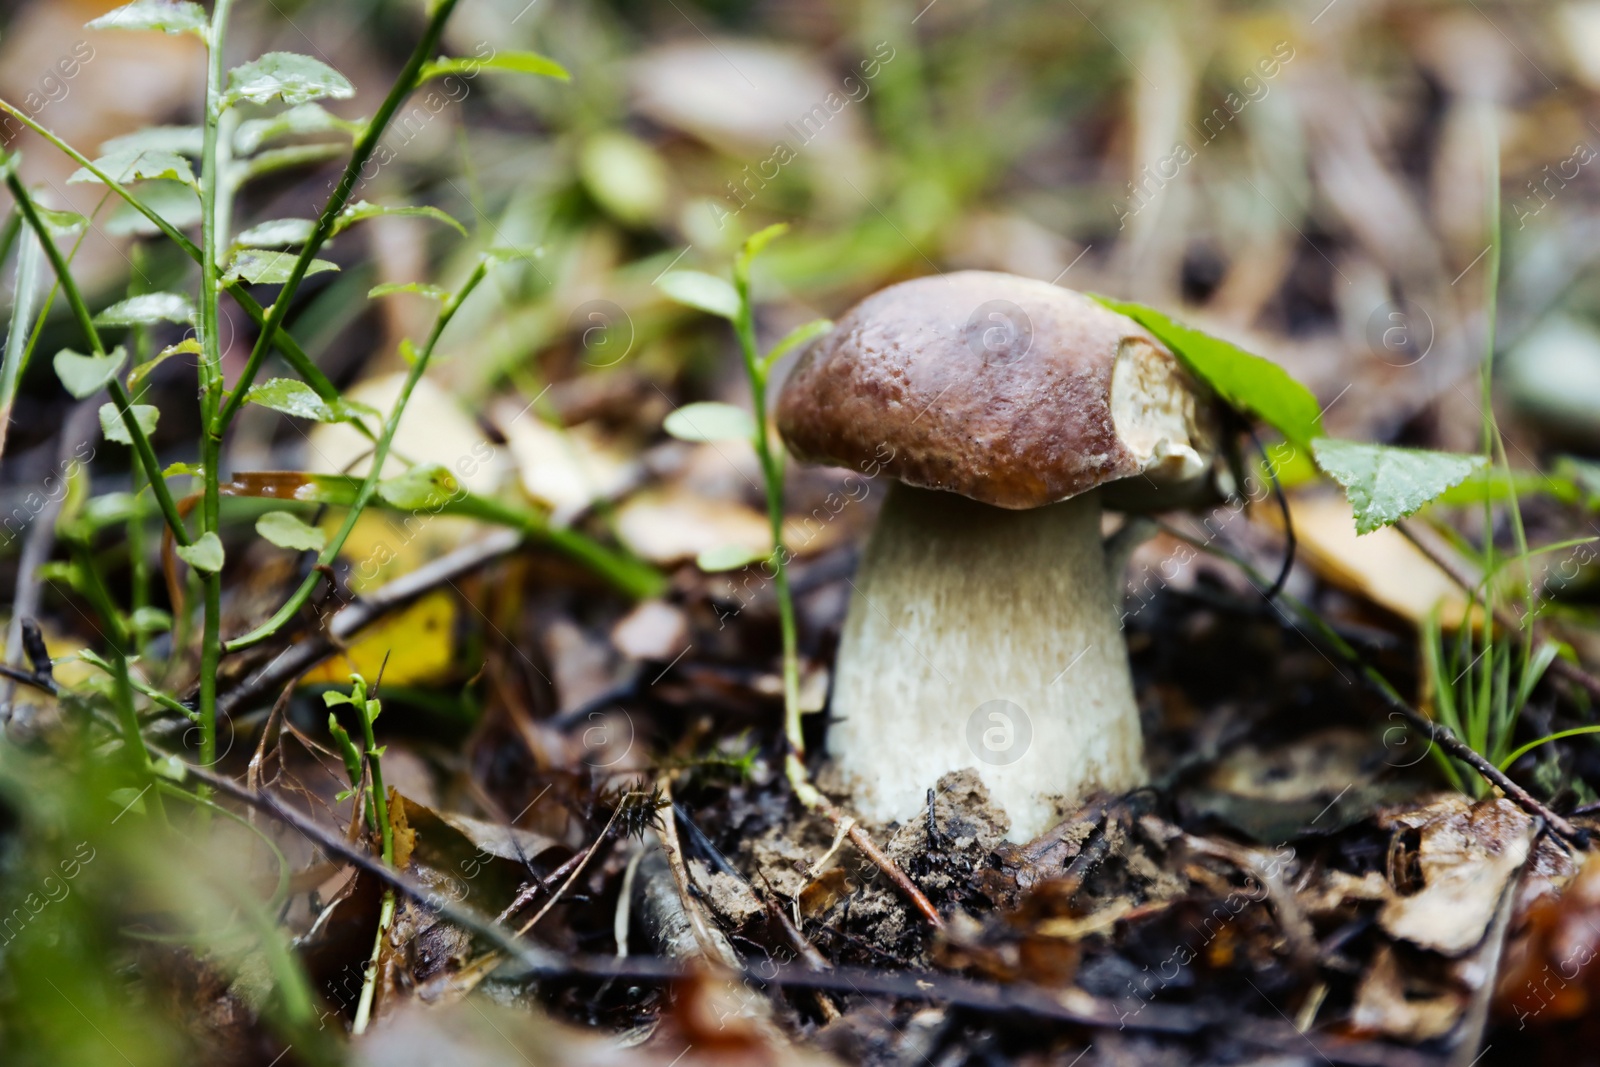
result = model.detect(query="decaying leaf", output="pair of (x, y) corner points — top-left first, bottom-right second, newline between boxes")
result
(1378, 796), (1536, 956)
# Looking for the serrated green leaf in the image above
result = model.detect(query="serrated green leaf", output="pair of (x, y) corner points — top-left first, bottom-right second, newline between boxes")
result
(332, 200), (467, 237)
(98, 402), (159, 445)
(369, 282), (448, 301)
(235, 218), (316, 248)
(256, 509), (326, 552)
(54, 347), (127, 399)
(663, 401), (755, 442)
(69, 148), (195, 187)
(697, 544), (769, 572)
(420, 51), (569, 83)
(88, 0), (208, 36)
(94, 292), (196, 328)
(175, 531), (224, 573)
(244, 378), (372, 424)
(1311, 438), (1488, 535)
(221, 250), (339, 286)
(163, 461), (202, 479)
(379, 465), (462, 510)
(657, 270), (739, 320)
(234, 103), (358, 155)
(130, 338), (201, 389)
(104, 181), (201, 237)
(1092, 296), (1324, 448)
(99, 126), (204, 158)
(225, 52), (355, 108)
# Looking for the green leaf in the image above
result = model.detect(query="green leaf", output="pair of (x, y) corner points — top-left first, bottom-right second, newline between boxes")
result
(100, 126), (204, 158)
(221, 250), (339, 286)
(130, 338), (201, 389)
(1433, 466), (1579, 509)
(129, 606), (173, 635)
(153, 753), (188, 782)
(235, 218), (316, 248)
(88, 0), (208, 37)
(419, 51), (570, 83)
(54, 347), (127, 399)
(98, 402), (159, 445)
(93, 292), (196, 328)
(369, 282), (448, 301)
(332, 200), (467, 237)
(1091, 296), (1324, 448)
(1557, 455), (1600, 504)
(244, 378), (374, 423)
(697, 544), (769, 572)
(34, 206), (89, 238)
(256, 510), (327, 552)
(107, 787), (147, 816)
(225, 52), (355, 108)
(234, 103), (358, 155)
(1311, 438), (1488, 535)
(233, 143), (347, 186)
(104, 181), (201, 237)
(737, 222), (790, 282)
(663, 401), (756, 442)
(82, 492), (137, 528)
(69, 149), (195, 187)
(379, 465), (462, 510)
(163, 461), (202, 479)
(763, 318), (832, 370)
(175, 532), (225, 573)
(657, 270), (739, 320)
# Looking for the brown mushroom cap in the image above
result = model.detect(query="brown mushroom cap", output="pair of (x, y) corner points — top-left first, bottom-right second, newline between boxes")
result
(776, 271), (1219, 510)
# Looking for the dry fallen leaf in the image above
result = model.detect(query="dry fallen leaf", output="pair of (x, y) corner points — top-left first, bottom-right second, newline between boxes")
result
(1283, 493), (1473, 627)
(493, 399), (640, 523)
(1378, 796), (1536, 956)
(1350, 943), (1465, 1042)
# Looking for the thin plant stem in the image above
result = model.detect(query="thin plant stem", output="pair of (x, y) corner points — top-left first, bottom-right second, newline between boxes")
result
(351, 685), (393, 1035)
(197, 0), (238, 791)
(731, 255), (804, 763)
(225, 261), (492, 652)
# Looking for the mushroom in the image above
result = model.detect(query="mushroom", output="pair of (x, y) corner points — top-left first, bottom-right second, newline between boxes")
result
(776, 271), (1220, 841)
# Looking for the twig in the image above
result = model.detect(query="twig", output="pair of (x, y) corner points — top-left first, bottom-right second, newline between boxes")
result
(1398, 519), (1600, 703)
(846, 820), (944, 928)
(1394, 703), (1588, 846)
(218, 529), (523, 717)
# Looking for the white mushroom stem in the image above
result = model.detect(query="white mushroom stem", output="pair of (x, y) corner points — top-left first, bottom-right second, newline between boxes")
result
(825, 483), (1145, 842)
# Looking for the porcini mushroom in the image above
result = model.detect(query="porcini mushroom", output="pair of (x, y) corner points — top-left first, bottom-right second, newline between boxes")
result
(776, 271), (1220, 841)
